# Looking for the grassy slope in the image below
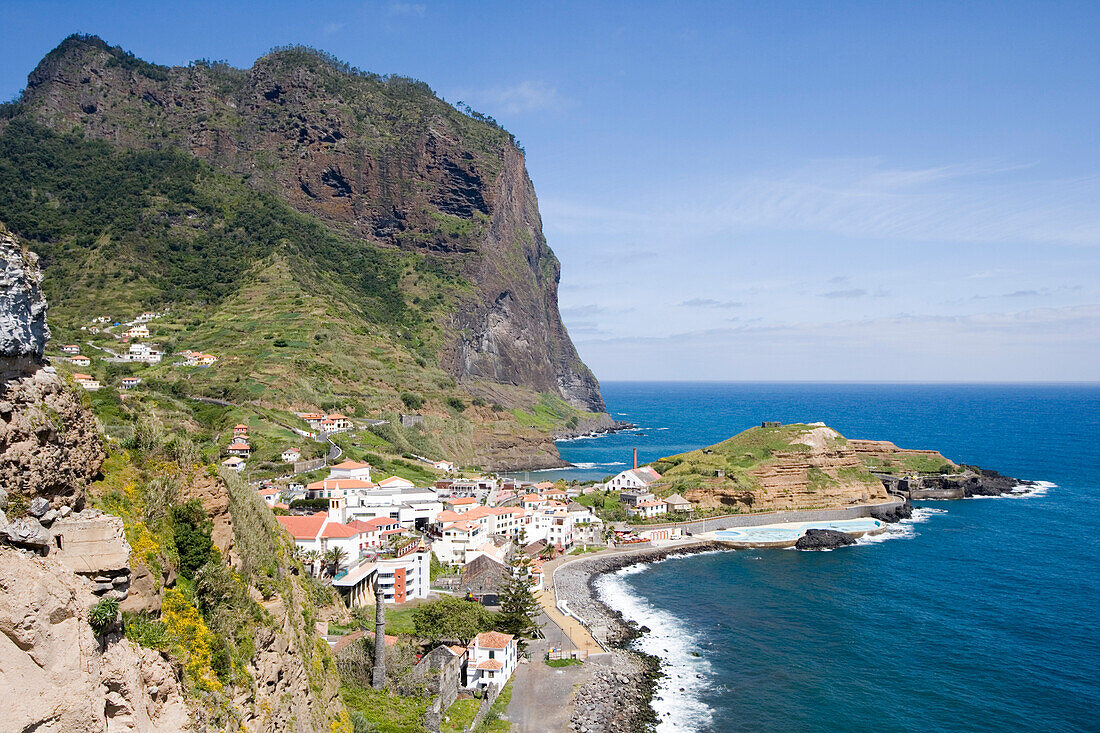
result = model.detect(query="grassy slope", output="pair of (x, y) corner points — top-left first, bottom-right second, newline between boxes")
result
(1, 119), (593, 469)
(652, 423), (881, 499)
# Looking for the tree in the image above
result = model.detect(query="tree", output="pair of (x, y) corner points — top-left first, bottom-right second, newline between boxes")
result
(171, 499), (214, 579)
(496, 552), (542, 648)
(412, 595), (496, 646)
(305, 549), (322, 576)
(324, 546), (347, 577)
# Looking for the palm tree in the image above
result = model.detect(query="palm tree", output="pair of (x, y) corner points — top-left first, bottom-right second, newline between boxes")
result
(325, 546), (348, 577)
(304, 549), (322, 577)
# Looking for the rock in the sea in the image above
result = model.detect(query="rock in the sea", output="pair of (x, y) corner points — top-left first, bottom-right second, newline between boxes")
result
(795, 528), (856, 550)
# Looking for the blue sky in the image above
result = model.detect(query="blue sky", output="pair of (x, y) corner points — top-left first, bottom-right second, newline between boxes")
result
(2, 1), (1098, 381)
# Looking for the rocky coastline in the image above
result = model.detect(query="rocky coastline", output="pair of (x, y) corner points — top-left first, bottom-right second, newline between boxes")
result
(555, 542), (723, 733)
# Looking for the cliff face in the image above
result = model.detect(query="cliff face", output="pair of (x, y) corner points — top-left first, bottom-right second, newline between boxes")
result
(0, 223), (104, 509)
(655, 424), (891, 512)
(15, 35), (604, 413)
(0, 548), (192, 733)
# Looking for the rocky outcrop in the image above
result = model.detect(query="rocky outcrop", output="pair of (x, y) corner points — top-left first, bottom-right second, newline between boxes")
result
(16, 34), (606, 414)
(0, 223), (49, 371)
(0, 223), (105, 511)
(0, 547), (191, 732)
(679, 426), (891, 512)
(795, 528), (856, 550)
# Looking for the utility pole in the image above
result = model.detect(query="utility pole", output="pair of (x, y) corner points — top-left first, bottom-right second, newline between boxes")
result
(371, 575), (386, 689)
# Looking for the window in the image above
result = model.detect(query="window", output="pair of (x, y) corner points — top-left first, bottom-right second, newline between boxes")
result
(489, 650), (495, 659)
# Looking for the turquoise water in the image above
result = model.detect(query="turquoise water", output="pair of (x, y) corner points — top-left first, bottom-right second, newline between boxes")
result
(575, 382), (1099, 732)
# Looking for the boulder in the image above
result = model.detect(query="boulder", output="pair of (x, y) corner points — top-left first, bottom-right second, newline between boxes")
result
(795, 528), (856, 551)
(28, 497), (50, 517)
(0, 487), (7, 510)
(4, 517), (51, 549)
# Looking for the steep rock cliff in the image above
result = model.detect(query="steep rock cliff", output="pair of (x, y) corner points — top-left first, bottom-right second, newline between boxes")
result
(13, 35), (604, 413)
(0, 223), (104, 509)
(0, 548), (192, 733)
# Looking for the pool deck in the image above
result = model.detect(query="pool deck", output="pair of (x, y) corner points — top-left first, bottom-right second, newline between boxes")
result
(695, 517), (887, 548)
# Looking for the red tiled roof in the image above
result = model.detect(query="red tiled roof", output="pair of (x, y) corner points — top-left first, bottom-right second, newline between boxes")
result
(475, 659), (503, 671)
(472, 631), (514, 650)
(276, 512), (327, 540)
(258, 487), (279, 496)
(228, 442), (251, 450)
(448, 497), (476, 505)
(435, 510), (464, 523)
(321, 522), (361, 539)
(332, 460), (371, 470)
(306, 478), (376, 491)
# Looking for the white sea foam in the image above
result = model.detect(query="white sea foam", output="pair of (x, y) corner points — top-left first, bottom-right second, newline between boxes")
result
(854, 507), (946, 545)
(966, 479), (1055, 500)
(595, 566), (714, 733)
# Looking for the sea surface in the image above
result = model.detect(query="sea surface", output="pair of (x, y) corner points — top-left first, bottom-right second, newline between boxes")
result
(558, 382), (1099, 732)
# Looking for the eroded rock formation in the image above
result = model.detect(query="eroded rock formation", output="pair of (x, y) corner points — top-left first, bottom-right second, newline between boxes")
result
(0, 548), (191, 733)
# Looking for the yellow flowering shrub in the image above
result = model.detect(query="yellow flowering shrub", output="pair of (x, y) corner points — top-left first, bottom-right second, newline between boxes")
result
(127, 521), (160, 568)
(161, 588), (222, 693)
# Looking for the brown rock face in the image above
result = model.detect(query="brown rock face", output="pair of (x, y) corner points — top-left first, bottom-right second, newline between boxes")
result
(0, 224), (105, 510)
(16, 35), (605, 413)
(0, 547), (192, 733)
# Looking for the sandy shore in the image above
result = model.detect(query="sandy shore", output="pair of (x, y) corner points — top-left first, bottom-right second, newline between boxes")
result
(552, 541), (723, 733)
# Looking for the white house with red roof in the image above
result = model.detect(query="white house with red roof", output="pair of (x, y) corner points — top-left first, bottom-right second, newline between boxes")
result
(349, 517), (406, 549)
(258, 486), (280, 508)
(607, 466), (663, 495)
(377, 475), (415, 490)
(319, 413), (352, 434)
(226, 441), (251, 457)
(222, 456), (245, 473)
(433, 519), (486, 565)
(464, 632), (517, 691)
(329, 460), (373, 481)
(305, 477), (376, 499)
(627, 498), (668, 519)
(61, 344), (80, 354)
(232, 423), (249, 437)
(69, 355), (90, 367)
(281, 447), (301, 463)
(521, 494), (547, 511)
(275, 511), (363, 564)
(444, 497), (478, 514)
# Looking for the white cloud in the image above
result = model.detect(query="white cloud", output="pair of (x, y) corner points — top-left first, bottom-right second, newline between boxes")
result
(572, 305), (1100, 382)
(543, 159), (1100, 247)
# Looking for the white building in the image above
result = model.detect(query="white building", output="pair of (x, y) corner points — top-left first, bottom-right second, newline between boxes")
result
(123, 324), (150, 339)
(607, 466), (663, 495)
(281, 448), (301, 463)
(329, 460), (373, 481)
(464, 632), (517, 691)
(222, 456), (245, 473)
(627, 499), (668, 519)
(127, 343), (162, 363)
(432, 519), (486, 566)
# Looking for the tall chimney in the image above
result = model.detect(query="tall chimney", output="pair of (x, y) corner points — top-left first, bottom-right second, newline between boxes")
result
(633, 447), (638, 469)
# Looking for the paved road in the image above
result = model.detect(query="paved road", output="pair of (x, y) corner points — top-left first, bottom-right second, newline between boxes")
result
(503, 629), (594, 733)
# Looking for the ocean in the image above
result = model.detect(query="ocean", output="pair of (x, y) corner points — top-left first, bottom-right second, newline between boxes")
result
(557, 382), (1100, 732)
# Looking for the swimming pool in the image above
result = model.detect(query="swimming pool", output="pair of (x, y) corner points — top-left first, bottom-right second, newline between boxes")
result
(712, 517), (885, 545)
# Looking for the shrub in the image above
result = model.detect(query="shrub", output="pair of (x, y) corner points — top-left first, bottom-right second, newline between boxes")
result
(446, 397), (466, 412)
(400, 392), (423, 410)
(171, 499), (214, 580)
(89, 597), (119, 635)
